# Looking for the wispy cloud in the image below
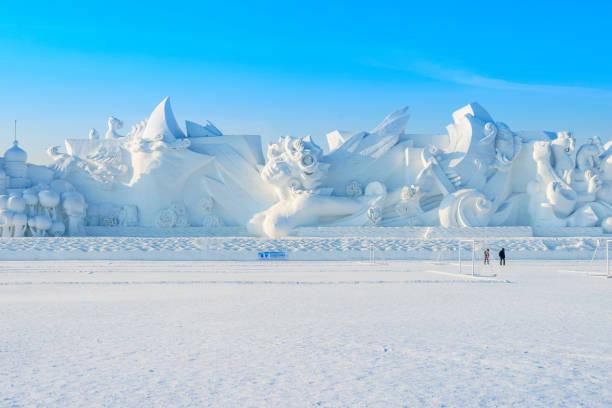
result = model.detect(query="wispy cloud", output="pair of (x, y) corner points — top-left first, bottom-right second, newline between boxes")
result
(369, 59), (611, 96)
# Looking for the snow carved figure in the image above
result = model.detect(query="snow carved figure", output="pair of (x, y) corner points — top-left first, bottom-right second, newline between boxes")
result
(118, 205), (138, 227)
(105, 117), (124, 139)
(526, 133), (612, 228)
(89, 129), (100, 140)
(248, 135), (387, 237)
(395, 185), (424, 221)
(434, 104), (523, 227)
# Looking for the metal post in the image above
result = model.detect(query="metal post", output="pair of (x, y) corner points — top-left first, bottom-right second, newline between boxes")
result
(472, 240), (475, 276)
(459, 241), (462, 275)
(608, 240), (610, 278)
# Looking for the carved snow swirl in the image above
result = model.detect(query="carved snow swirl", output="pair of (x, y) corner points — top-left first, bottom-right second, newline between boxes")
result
(439, 189), (492, 227)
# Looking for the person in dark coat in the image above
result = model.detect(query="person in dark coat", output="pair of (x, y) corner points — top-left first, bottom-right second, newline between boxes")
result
(499, 248), (506, 265)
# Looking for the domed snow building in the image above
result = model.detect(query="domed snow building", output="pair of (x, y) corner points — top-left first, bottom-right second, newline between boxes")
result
(4, 141), (29, 188)
(0, 139), (89, 237)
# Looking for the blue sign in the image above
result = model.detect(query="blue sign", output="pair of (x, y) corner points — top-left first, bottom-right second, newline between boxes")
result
(258, 251), (288, 260)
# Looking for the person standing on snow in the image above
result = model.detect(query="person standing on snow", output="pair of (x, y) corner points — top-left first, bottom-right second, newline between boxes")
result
(484, 248), (490, 265)
(499, 248), (506, 265)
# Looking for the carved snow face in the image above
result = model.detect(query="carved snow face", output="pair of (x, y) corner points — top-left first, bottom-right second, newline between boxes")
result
(551, 131), (576, 173)
(494, 123), (516, 162)
(261, 135), (327, 192)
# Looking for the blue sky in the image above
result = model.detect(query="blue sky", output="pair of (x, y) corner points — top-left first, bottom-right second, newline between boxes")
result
(1, 1), (611, 163)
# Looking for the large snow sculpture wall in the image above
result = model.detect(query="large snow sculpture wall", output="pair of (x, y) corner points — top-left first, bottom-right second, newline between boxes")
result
(38, 97), (612, 237)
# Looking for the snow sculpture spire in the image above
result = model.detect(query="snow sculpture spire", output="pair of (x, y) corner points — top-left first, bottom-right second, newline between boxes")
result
(140, 97), (186, 142)
(370, 106), (410, 137)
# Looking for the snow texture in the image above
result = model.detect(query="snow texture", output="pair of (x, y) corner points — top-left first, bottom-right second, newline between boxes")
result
(0, 235), (610, 261)
(1, 260), (611, 407)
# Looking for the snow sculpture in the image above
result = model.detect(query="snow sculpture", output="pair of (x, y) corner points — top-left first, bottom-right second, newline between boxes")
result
(22, 190), (38, 216)
(439, 189), (493, 227)
(89, 129), (100, 140)
(11, 212), (27, 237)
(248, 134), (389, 237)
(0, 211), (11, 237)
(50, 220), (65, 237)
(0, 170), (6, 191)
(603, 217), (612, 233)
(62, 191), (87, 236)
(5, 141), (30, 189)
(28, 96), (612, 237)
(526, 131), (612, 228)
(105, 117), (124, 139)
(199, 195), (214, 213)
(8, 195), (26, 214)
(39, 190), (60, 220)
(200, 195), (222, 230)
(28, 215), (52, 237)
(432, 104), (524, 227)
(394, 185), (425, 225)
(0, 137), (95, 237)
(155, 202), (189, 228)
(118, 205), (138, 227)
(345, 180), (363, 197)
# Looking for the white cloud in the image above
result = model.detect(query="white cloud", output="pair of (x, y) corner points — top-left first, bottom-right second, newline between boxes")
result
(370, 59), (611, 96)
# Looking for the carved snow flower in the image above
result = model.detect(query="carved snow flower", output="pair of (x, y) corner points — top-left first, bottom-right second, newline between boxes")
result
(155, 208), (177, 228)
(345, 180), (363, 197)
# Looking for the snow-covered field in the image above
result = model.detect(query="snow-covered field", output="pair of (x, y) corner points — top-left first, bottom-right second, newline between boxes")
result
(2, 260), (611, 407)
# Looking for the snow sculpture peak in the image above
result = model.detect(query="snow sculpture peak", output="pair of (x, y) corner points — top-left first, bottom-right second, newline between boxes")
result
(185, 120), (222, 137)
(140, 97), (186, 142)
(370, 106), (410, 137)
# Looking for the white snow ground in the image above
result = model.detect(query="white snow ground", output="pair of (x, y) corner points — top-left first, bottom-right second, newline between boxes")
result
(1, 260), (611, 407)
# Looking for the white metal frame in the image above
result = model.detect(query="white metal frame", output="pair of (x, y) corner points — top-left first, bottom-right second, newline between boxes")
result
(607, 240), (612, 278)
(369, 243), (375, 264)
(458, 239), (476, 276)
